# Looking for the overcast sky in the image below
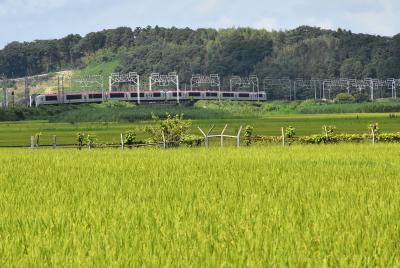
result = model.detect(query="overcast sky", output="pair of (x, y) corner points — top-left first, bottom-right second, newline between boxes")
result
(0, 0), (399, 48)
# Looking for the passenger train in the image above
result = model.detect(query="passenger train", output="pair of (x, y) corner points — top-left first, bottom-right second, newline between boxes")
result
(34, 90), (267, 106)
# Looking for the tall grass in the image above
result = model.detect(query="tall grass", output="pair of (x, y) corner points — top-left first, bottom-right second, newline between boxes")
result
(0, 145), (400, 266)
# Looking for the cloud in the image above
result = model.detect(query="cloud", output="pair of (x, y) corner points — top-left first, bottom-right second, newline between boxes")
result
(217, 15), (234, 28)
(195, 0), (222, 14)
(1, 0), (400, 48)
(342, 0), (399, 36)
(0, 0), (68, 16)
(253, 17), (279, 31)
(344, 10), (396, 36)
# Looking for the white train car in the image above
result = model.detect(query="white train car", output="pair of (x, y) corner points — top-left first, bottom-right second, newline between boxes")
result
(34, 90), (267, 106)
(35, 94), (59, 106)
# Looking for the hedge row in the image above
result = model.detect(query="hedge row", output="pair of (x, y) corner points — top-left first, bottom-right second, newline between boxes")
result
(252, 132), (400, 145)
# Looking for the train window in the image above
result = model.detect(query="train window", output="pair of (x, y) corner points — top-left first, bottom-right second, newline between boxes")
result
(89, 94), (103, 99)
(172, 92), (182, 97)
(222, 93), (234, 98)
(238, 93), (249, 98)
(45, 95), (58, 101)
(110, 93), (125, 98)
(188, 92), (201, 97)
(66, 95), (82, 100)
(206, 92), (218, 97)
(153, 93), (161, 97)
(259, 94), (265, 98)
(131, 93), (145, 98)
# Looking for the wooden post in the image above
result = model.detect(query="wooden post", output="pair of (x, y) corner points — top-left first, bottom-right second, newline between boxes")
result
(162, 130), (166, 149)
(52, 135), (57, 149)
(236, 126), (243, 148)
(371, 127), (375, 145)
(30, 136), (35, 149)
(281, 127), (285, 146)
(220, 124), (228, 147)
(324, 126), (328, 144)
(120, 133), (124, 150)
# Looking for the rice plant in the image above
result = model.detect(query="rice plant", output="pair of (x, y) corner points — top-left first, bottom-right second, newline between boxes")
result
(0, 144), (399, 266)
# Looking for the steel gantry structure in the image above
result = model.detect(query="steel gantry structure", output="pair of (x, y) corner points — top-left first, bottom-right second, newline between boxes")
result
(109, 72), (140, 103)
(230, 75), (259, 92)
(149, 72), (180, 103)
(190, 74), (221, 91)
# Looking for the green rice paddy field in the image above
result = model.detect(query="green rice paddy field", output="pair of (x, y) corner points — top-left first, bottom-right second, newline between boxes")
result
(1, 113), (400, 146)
(0, 145), (399, 266)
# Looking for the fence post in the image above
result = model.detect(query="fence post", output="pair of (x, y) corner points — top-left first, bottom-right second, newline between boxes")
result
(52, 135), (57, 149)
(31, 136), (35, 149)
(162, 130), (166, 149)
(120, 133), (124, 150)
(236, 126), (243, 148)
(371, 127), (375, 145)
(198, 127), (208, 148)
(220, 124), (228, 147)
(324, 126), (328, 144)
(281, 127), (285, 146)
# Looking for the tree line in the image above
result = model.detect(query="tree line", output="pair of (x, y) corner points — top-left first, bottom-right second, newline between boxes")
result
(1, 26), (400, 84)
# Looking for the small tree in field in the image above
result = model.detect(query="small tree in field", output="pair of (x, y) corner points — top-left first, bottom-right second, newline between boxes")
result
(145, 113), (191, 147)
(285, 126), (296, 145)
(85, 134), (97, 149)
(76, 132), (85, 150)
(124, 130), (136, 145)
(285, 126), (296, 139)
(244, 125), (254, 146)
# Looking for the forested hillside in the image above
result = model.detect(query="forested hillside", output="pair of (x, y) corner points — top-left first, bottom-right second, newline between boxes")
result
(1, 26), (399, 84)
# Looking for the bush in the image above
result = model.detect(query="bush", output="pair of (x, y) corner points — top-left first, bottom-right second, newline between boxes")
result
(95, 100), (135, 109)
(85, 134), (97, 148)
(334, 93), (356, 104)
(124, 130), (137, 145)
(76, 132), (85, 149)
(353, 92), (370, 103)
(145, 113), (192, 147)
(181, 135), (204, 147)
(244, 125), (254, 146)
(285, 126), (296, 139)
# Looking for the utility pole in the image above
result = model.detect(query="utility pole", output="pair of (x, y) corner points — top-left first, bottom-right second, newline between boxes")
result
(24, 78), (30, 107)
(2, 75), (7, 109)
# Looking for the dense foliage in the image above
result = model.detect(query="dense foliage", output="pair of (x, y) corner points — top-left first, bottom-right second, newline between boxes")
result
(1, 26), (400, 84)
(3, 100), (400, 122)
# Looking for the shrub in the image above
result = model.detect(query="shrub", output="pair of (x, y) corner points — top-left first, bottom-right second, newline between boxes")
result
(244, 125), (254, 146)
(181, 135), (203, 147)
(334, 93), (356, 103)
(353, 92), (370, 103)
(145, 113), (192, 147)
(76, 132), (85, 149)
(298, 134), (325, 144)
(124, 130), (137, 145)
(95, 100), (135, 109)
(323, 125), (336, 135)
(85, 134), (97, 148)
(285, 126), (296, 139)
(368, 123), (380, 134)
(376, 133), (400, 142)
